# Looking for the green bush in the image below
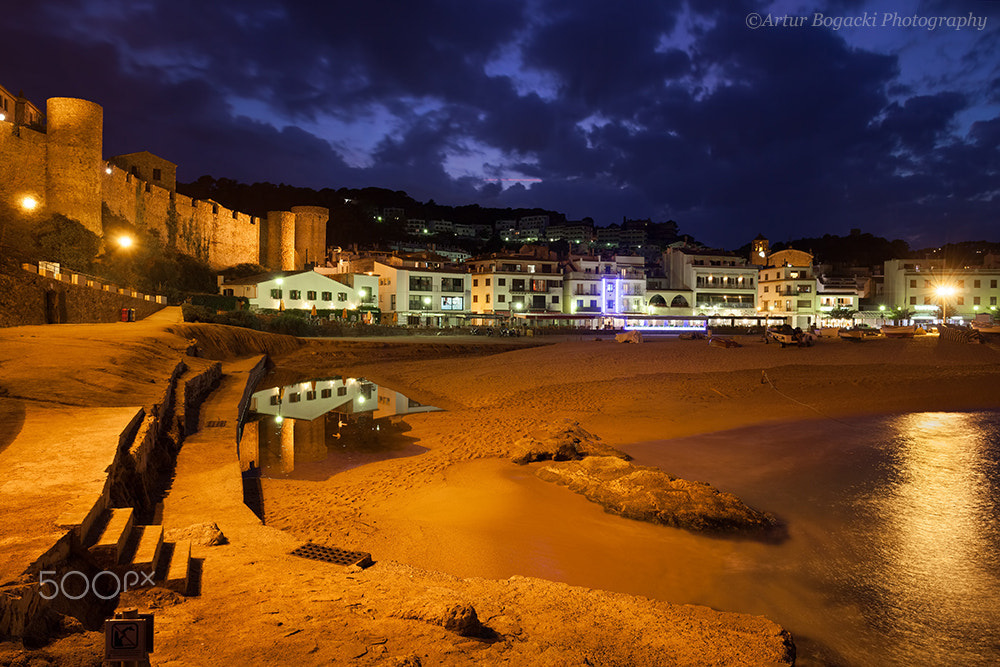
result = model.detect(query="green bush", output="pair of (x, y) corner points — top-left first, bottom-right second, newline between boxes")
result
(181, 303), (216, 323)
(265, 314), (315, 337)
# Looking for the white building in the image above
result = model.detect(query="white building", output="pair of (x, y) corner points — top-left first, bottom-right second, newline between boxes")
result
(882, 259), (1000, 323)
(656, 246), (757, 316)
(330, 255), (469, 326)
(221, 270), (366, 313)
(562, 255), (645, 316)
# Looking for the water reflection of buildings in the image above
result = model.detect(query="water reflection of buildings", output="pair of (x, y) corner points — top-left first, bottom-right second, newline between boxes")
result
(239, 377), (439, 477)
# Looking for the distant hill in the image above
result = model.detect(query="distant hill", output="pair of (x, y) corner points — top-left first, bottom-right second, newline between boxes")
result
(177, 176), (563, 249)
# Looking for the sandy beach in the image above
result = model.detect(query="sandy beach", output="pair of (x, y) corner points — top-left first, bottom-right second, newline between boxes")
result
(2, 320), (999, 665)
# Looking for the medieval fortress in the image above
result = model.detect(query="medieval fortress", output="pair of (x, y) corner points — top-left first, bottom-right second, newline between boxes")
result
(0, 88), (326, 270)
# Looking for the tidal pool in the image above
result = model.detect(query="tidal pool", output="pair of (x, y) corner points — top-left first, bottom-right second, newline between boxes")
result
(238, 376), (439, 481)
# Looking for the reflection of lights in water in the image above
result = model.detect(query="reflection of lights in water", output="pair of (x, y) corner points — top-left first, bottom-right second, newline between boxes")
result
(874, 412), (999, 648)
(275, 415), (283, 424)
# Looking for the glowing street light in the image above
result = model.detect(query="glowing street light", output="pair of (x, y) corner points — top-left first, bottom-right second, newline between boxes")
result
(116, 234), (134, 249)
(20, 196), (38, 211)
(935, 285), (956, 322)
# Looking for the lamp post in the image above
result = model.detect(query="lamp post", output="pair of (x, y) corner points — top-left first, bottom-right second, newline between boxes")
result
(935, 285), (955, 324)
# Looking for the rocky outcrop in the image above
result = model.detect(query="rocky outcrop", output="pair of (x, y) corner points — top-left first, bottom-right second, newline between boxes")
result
(536, 456), (782, 538)
(511, 421), (629, 465)
(391, 589), (485, 637)
(165, 522), (227, 547)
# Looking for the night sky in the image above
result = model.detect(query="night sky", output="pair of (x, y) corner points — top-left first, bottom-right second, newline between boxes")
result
(4, 0), (998, 249)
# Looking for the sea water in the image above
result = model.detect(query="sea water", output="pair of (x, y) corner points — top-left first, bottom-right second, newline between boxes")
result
(621, 411), (1000, 666)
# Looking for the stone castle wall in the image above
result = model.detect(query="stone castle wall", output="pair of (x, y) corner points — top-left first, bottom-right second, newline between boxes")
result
(3, 93), (326, 271)
(0, 121), (48, 242)
(102, 167), (261, 267)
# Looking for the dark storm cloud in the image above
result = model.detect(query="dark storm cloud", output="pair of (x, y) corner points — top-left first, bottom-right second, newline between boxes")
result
(2, 0), (997, 248)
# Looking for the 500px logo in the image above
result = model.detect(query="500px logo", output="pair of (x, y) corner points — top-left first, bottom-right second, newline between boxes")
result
(38, 570), (155, 600)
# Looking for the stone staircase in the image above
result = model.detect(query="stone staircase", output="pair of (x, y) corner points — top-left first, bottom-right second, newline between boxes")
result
(87, 507), (192, 595)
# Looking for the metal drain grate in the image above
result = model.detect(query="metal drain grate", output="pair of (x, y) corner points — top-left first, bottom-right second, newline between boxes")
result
(205, 420), (227, 427)
(290, 543), (373, 568)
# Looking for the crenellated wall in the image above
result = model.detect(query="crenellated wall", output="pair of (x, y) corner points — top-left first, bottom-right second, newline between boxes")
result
(3, 91), (327, 271)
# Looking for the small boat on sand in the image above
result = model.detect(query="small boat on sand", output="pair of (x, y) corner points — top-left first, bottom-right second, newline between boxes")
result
(881, 325), (917, 338)
(838, 326), (880, 341)
(971, 315), (1000, 338)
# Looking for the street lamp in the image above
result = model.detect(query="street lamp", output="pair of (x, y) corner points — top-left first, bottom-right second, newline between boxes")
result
(935, 285), (955, 323)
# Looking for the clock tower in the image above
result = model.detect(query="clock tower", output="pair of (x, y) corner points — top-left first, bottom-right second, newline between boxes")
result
(751, 234), (769, 266)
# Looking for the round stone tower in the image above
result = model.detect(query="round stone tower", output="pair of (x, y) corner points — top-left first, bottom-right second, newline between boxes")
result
(291, 206), (329, 267)
(45, 98), (104, 237)
(265, 210), (297, 271)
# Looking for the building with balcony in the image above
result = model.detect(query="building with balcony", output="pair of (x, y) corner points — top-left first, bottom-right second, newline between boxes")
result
(882, 259), (1000, 323)
(562, 255), (646, 316)
(466, 250), (563, 319)
(758, 248), (816, 329)
(656, 246), (757, 316)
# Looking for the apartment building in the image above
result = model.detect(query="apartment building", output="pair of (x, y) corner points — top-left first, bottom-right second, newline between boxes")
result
(757, 248), (816, 329)
(562, 255), (645, 315)
(466, 250), (563, 318)
(661, 246), (757, 316)
(883, 259), (1000, 323)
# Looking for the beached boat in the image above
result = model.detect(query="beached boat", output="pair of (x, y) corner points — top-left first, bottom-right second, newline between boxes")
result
(881, 325), (917, 338)
(838, 326), (880, 341)
(971, 315), (1000, 338)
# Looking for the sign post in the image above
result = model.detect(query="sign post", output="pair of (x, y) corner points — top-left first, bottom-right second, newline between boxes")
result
(104, 608), (152, 666)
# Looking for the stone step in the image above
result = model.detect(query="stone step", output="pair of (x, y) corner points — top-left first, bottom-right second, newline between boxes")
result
(129, 525), (163, 576)
(54, 492), (107, 545)
(89, 508), (134, 569)
(161, 540), (191, 595)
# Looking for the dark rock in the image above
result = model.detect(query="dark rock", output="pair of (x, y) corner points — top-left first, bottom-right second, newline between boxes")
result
(536, 457), (782, 537)
(511, 421), (630, 465)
